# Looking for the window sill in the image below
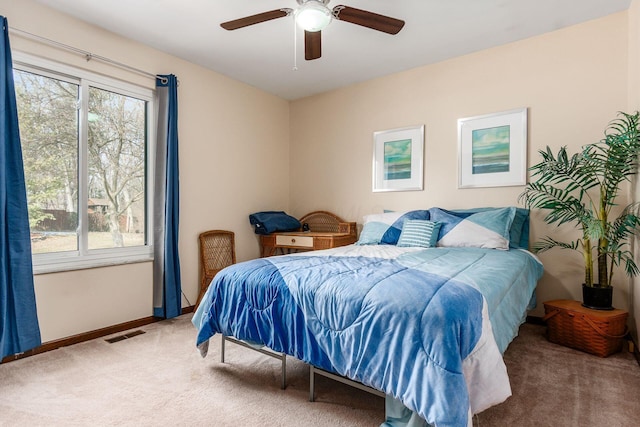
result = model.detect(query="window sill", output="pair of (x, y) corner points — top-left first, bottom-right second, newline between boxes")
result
(33, 252), (154, 275)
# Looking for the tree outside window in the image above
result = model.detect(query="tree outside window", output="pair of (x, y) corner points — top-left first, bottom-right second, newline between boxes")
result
(14, 67), (149, 260)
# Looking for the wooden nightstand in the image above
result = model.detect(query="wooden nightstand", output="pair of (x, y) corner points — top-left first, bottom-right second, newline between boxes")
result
(259, 210), (357, 257)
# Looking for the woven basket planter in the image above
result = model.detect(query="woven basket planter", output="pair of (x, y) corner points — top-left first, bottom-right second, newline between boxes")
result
(543, 299), (628, 358)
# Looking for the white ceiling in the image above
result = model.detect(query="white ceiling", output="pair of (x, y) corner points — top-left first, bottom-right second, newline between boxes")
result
(35, 0), (631, 100)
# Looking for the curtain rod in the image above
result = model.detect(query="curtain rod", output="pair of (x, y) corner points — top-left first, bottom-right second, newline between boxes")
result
(9, 27), (167, 83)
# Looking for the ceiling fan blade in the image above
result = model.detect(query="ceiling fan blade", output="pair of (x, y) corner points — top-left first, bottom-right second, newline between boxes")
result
(305, 31), (322, 60)
(333, 6), (405, 35)
(221, 9), (291, 30)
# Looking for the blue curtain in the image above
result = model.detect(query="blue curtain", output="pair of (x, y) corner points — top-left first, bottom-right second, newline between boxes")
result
(0, 16), (41, 360)
(152, 74), (182, 319)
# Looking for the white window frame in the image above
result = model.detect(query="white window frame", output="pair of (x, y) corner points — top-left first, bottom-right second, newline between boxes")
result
(13, 52), (155, 274)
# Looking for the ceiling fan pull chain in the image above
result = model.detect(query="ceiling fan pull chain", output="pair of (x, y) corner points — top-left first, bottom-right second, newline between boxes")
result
(292, 13), (298, 71)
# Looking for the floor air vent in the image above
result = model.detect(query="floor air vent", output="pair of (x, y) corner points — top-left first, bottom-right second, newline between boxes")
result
(105, 329), (146, 343)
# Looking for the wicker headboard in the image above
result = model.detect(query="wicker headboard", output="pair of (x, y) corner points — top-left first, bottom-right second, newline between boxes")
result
(298, 211), (356, 235)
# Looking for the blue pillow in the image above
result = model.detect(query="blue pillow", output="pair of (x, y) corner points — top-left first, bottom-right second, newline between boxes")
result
(429, 207), (516, 250)
(397, 220), (441, 248)
(356, 210), (430, 245)
(450, 207), (529, 249)
(512, 208), (530, 249)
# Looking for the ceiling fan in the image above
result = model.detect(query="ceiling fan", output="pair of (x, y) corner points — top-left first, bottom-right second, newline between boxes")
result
(220, 0), (405, 61)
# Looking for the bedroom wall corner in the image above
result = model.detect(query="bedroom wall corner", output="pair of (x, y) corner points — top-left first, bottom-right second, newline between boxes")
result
(627, 0), (640, 344)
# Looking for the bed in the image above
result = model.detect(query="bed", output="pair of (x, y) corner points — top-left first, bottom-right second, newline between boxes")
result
(192, 207), (544, 427)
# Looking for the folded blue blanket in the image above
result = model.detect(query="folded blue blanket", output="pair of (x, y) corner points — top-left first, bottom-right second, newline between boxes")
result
(249, 211), (301, 235)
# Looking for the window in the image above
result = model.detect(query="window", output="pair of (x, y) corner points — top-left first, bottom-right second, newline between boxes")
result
(13, 53), (154, 273)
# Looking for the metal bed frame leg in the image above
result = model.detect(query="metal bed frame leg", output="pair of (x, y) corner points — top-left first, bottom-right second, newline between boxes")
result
(308, 364), (385, 401)
(309, 365), (315, 402)
(281, 354), (287, 390)
(220, 335), (287, 389)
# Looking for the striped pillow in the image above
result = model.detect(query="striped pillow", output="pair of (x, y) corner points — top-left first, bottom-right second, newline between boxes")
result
(397, 220), (441, 248)
(356, 210), (430, 245)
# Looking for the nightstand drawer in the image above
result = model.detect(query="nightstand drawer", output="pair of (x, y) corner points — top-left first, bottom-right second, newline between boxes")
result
(275, 235), (314, 248)
(259, 212), (357, 257)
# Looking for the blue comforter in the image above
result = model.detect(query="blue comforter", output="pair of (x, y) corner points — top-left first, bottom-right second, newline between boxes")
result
(193, 245), (543, 427)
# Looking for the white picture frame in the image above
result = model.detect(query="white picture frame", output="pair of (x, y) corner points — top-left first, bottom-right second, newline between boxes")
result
(458, 108), (528, 188)
(372, 125), (424, 192)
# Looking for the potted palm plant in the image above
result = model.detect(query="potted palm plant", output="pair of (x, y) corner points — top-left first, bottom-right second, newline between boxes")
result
(519, 111), (640, 310)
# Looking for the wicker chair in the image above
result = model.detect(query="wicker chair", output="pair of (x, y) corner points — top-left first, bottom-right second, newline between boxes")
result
(196, 230), (236, 309)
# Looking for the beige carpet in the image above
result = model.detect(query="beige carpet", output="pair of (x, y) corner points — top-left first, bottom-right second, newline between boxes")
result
(0, 315), (638, 427)
(479, 323), (640, 426)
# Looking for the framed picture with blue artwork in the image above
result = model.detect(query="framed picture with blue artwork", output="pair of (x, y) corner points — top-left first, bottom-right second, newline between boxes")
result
(458, 108), (528, 188)
(372, 125), (424, 192)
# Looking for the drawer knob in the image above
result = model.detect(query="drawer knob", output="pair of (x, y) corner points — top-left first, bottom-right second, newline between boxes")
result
(291, 238), (296, 243)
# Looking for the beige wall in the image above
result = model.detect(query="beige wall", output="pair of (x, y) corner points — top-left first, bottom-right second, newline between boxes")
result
(2, 0), (290, 342)
(290, 12), (629, 316)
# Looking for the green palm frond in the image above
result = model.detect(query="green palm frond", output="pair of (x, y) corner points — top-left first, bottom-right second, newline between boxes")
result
(532, 237), (581, 254)
(607, 249), (640, 281)
(588, 112), (640, 210)
(606, 205), (640, 245)
(623, 254), (640, 277)
(583, 214), (606, 242)
(529, 146), (600, 192)
(605, 111), (640, 141)
(584, 141), (637, 208)
(518, 182), (591, 227)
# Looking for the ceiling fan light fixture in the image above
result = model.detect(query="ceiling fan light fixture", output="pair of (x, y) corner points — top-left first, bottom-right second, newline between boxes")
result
(296, 1), (332, 32)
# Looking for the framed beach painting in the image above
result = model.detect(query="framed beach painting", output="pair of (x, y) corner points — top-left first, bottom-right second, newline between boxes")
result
(372, 125), (424, 192)
(458, 108), (528, 188)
